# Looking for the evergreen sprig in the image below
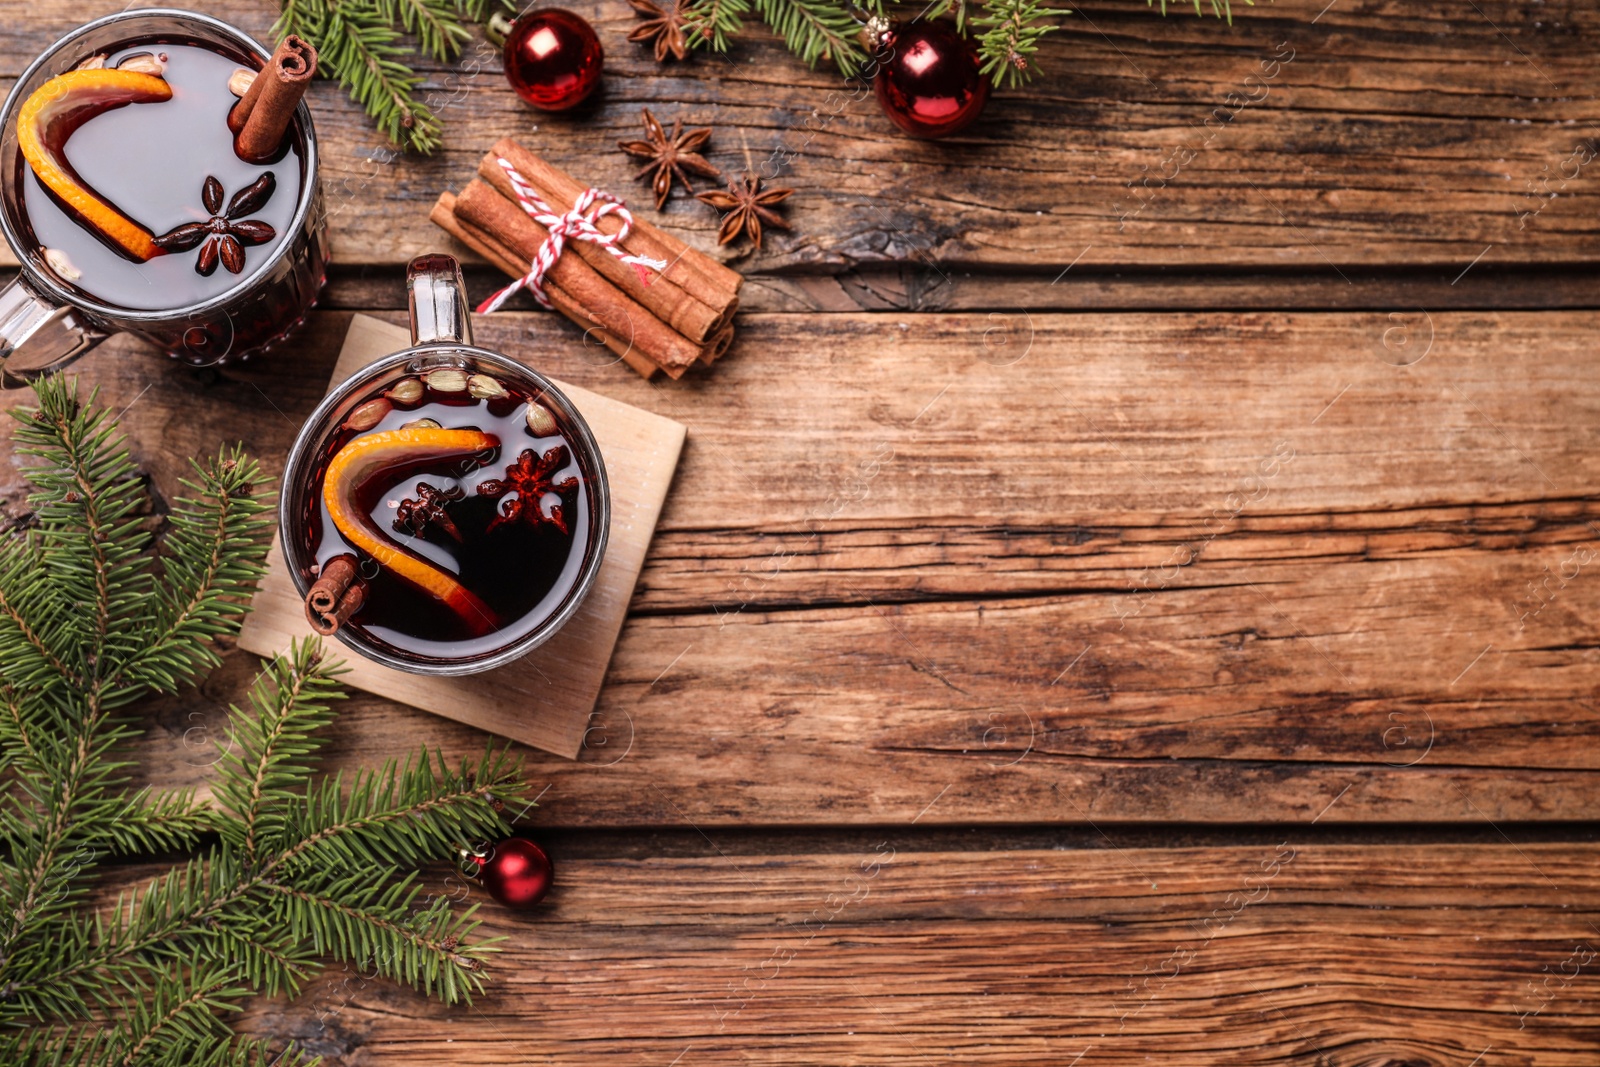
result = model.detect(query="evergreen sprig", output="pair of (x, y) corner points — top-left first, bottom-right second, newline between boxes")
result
(272, 0), (514, 154)
(682, 0), (1073, 86)
(262, 0), (1256, 150)
(0, 378), (530, 1064)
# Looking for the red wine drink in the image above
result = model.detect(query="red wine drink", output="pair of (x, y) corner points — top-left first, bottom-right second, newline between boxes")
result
(19, 41), (304, 311)
(300, 367), (593, 660)
(282, 255), (610, 677)
(0, 11), (328, 383)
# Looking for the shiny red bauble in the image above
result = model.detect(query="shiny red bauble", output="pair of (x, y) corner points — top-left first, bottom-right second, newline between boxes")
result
(473, 836), (554, 909)
(873, 21), (991, 138)
(502, 7), (603, 112)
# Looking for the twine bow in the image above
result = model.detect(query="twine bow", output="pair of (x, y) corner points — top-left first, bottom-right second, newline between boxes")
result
(476, 157), (666, 314)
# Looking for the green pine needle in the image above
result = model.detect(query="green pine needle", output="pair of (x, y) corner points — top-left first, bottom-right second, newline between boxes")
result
(972, 0), (1068, 88)
(272, 0), (514, 154)
(262, 0), (1254, 149)
(683, 0), (751, 52)
(752, 0), (873, 76)
(0, 377), (531, 1061)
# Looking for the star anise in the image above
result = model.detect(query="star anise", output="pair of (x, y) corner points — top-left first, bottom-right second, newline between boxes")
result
(153, 173), (277, 276)
(627, 0), (689, 62)
(695, 172), (794, 250)
(476, 446), (579, 535)
(617, 108), (721, 211)
(393, 481), (464, 543)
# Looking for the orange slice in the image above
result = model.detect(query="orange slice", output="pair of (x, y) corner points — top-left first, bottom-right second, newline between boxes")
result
(17, 69), (173, 262)
(323, 427), (501, 636)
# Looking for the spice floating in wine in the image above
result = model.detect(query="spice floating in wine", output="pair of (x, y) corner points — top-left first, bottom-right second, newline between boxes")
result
(15, 39), (306, 310)
(300, 370), (591, 661)
(151, 172), (278, 276)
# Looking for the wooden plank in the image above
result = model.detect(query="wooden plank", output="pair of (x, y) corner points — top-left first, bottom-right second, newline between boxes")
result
(84, 842), (1585, 1063)
(4, 1), (1600, 273)
(129, 585), (1600, 827)
(211, 310), (1600, 531)
(3, 308), (1595, 823)
(311, 264), (1600, 315)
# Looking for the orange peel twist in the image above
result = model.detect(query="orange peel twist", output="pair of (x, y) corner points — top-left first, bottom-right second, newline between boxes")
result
(322, 427), (501, 636)
(17, 68), (173, 262)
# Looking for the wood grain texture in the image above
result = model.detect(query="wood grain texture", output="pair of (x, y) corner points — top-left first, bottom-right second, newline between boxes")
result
(315, 263), (1600, 315)
(5, 1), (1599, 1060)
(5, 0), (1600, 275)
(84, 843), (1600, 1064)
(10, 309), (1589, 824)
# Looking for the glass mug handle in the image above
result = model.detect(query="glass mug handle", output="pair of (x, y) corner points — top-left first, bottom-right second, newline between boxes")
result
(0, 274), (107, 388)
(407, 253), (473, 347)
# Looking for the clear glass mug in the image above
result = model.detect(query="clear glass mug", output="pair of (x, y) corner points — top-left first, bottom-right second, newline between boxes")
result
(279, 255), (611, 676)
(0, 9), (329, 387)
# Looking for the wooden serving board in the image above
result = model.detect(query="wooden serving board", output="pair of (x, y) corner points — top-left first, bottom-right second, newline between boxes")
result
(238, 313), (686, 758)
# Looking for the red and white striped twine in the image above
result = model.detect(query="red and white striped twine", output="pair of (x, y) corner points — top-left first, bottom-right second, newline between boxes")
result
(476, 156), (666, 314)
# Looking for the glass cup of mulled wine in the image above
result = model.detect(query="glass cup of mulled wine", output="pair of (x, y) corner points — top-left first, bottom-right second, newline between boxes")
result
(279, 254), (611, 676)
(0, 9), (328, 386)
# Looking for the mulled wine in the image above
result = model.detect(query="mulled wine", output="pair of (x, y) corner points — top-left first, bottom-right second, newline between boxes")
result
(15, 39), (304, 312)
(298, 365), (594, 662)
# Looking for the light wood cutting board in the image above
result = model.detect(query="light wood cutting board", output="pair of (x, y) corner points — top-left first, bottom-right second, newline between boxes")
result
(238, 313), (686, 758)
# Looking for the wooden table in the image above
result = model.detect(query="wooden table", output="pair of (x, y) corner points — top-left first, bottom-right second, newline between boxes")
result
(5, 1), (1599, 1062)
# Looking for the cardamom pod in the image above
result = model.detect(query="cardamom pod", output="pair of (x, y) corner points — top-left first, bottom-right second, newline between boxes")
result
(385, 378), (424, 404)
(42, 248), (81, 282)
(468, 374), (508, 399)
(342, 398), (392, 432)
(227, 68), (256, 97)
(117, 52), (166, 75)
(525, 401), (558, 437)
(402, 417), (442, 430)
(424, 368), (469, 393)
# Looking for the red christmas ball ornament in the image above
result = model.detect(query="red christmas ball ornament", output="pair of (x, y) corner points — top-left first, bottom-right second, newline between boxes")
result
(471, 836), (554, 909)
(872, 20), (991, 138)
(499, 7), (603, 112)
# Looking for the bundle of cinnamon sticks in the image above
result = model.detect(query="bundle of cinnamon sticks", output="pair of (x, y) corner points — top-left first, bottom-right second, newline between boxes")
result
(431, 138), (742, 380)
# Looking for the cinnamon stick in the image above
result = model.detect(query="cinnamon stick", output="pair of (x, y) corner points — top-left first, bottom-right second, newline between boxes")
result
(476, 153), (725, 343)
(489, 138), (743, 308)
(308, 555), (358, 614)
(431, 193), (660, 380)
(231, 36), (316, 164)
(455, 180), (704, 376)
(305, 554), (365, 635)
(308, 581), (365, 635)
(700, 323), (735, 365)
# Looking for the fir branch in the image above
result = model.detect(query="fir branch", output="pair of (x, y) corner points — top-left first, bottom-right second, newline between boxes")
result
(684, 0), (750, 51)
(116, 448), (272, 695)
(11, 380), (151, 697)
(0, 549), (80, 694)
(972, 0), (1066, 88)
(269, 745), (523, 873)
(110, 958), (247, 1067)
(275, 0), (445, 154)
(1149, 0), (1256, 22)
(0, 380), (526, 1059)
(267, 0), (512, 153)
(262, 869), (494, 1002)
(97, 788), (221, 856)
(370, 0), (472, 63)
(0, 683), (45, 774)
(209, 641), (345, 866)
(753, 0), (871, 76)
